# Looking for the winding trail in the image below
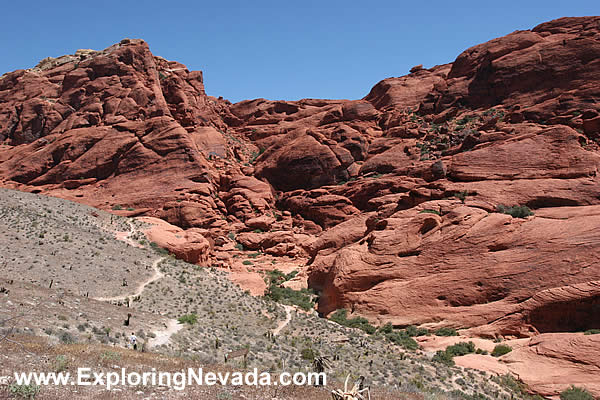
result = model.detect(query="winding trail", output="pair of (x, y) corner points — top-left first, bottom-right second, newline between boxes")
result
(99, 218), (181, 347)
(149, 319), (184, 348)
(273, 305), (294, 336)
(93, 256), (165, 302)
(115, 219), (143, 248)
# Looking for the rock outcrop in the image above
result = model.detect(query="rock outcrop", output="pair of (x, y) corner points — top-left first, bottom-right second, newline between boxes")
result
(503, 333), (600, 398)
(140, 216), (211, 265)
(0, 18), (599, 347)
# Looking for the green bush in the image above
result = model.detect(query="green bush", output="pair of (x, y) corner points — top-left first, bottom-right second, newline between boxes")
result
(58, 331), (76, 344)
(560, 386), (594, 400)
(584, 329), (600, 335)
(300, 347), (317, 361)
(111, 204), (123, 211)
(242, 260), (254, 266)
(446, 341), (476, 357)
(454, 191), (469, 203)
(491, 344), (512, 357)
(264, 270), (315, 311)
(432, 349), (456, 366)
(54, 355), (69, 373)
(406, 325), (429, 336)
(265, 286), (315, 311)
(497, 204), (534, 218)
(419, 209), (441, 216)
(432, 341), (476, 366)
(329, 309), (376, 334)
(434, 327), (459, 336)
(9, 383), (40, 399)
(149, 242), (170, 256)
(378, 323), (394, 334)
(385, 330), (419, 350)
(177, 314), (198, 325)
(376, 323), (421, 349)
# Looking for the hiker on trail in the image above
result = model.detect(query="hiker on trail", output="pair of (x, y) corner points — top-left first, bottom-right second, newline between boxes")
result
(129, 332), (137, 350)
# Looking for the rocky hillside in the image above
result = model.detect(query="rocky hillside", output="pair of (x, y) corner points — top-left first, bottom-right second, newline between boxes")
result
(1, 16), (599, 398)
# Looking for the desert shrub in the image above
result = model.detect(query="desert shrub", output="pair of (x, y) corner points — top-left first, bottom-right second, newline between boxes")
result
(377, 323), (420, 349)
(491, 344), (512, 357)
(419, 209), (441, 216)
(149, 242), (169, 256)
(454, 191), (469, 203)
(9, 383), (40, 399)
(584, 329), (600, 335)
(300, 347), (317, 361)
(263, 270), (314, 310)
(111, 204), (123, 210)
(456, 115), (475, 125)
(265, 269), (296, 284)
(329, 309), (376, 334)
(178, 314), (198, 325)
(54, 355), (69, 373)
(265, 286), (314, 311)
(497, 204), (534, 218)
(385, 330), (419, 350)
(432, 341), (476, 366)
(434, 327), (458, 336)
(432, 349), (455, 366)
(405, 325), (429, 336)
(100, 351), (120, 363)
(446, 341), (476, 357)
(560, 386), (594, 400)
(378, 323), (394, 334)
(242, 260), (254, 266)
(58, 331), (76, 344)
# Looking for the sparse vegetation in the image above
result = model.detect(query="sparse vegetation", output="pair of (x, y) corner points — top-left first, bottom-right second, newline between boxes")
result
(434, 327), (459, 337)
(454, 190), (470, 203)
(329, 309), (376, 334)
(0, 188), (526, 399)
(300, 347), (317, 361)
(9, 383), (40, 399)
(560, 386), (594, 400)
(264, 269), (315, 311)
(497, 204), (534, 218)
(420, 209), (441, 215)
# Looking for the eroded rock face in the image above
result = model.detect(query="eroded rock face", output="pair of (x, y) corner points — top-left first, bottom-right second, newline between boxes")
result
(309, 203), (600, 333)
(0, 18), (599, 353)
(503, 333), (600, 398)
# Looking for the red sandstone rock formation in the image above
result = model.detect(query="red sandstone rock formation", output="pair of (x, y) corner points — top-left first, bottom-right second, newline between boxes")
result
(140, 217), (211, 265)
(1, 18), (599, 342)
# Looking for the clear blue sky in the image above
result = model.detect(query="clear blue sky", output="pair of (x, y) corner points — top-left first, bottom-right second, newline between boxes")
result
(0, 1), (596, 103)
